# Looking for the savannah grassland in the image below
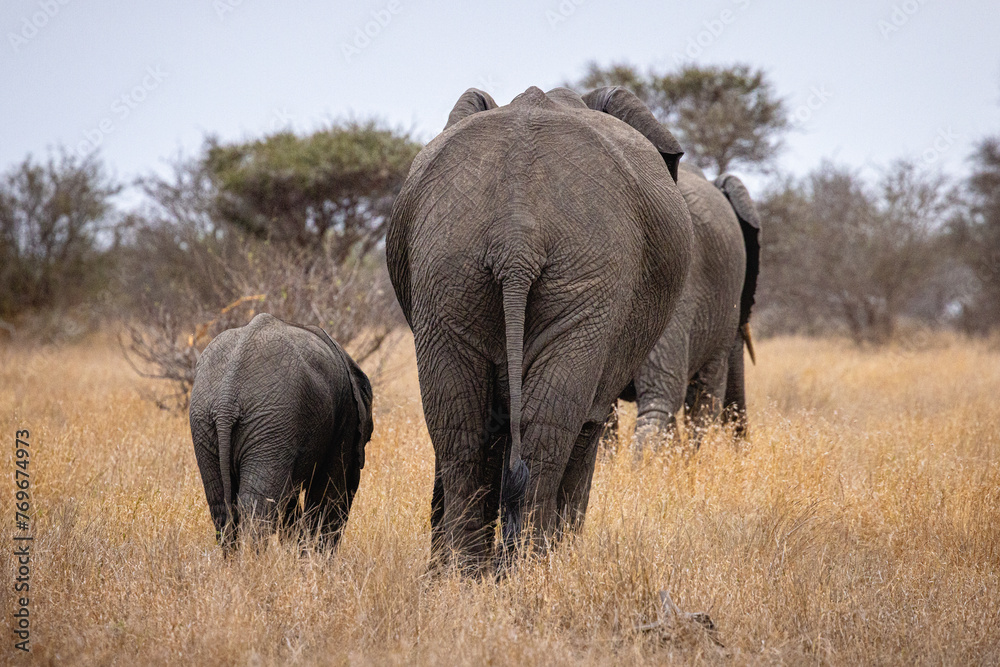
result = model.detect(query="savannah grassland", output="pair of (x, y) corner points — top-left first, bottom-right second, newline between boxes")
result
(1, 332), (999, 665)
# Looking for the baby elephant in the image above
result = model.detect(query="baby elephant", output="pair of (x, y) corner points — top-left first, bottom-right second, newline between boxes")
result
(189, 313), (373, 551)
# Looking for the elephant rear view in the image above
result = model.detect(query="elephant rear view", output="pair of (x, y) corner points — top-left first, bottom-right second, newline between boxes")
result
(387, 86), (693, 572)
(189, 313), (373, 551)
(625, 164), (761, 445)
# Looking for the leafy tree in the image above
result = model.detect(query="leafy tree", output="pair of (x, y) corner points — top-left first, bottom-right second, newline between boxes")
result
(203, 121), (421, 262)
(118, 122), (416, 407)
(574, 62), (789, 175)
(575, 62), (653, 100)
(0, 150), (120, 318)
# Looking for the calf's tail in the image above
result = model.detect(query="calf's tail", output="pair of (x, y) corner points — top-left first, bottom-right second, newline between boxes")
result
(216, 413), (237, 546)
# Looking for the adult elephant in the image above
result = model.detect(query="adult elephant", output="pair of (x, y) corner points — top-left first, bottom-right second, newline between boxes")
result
(189, 313), (373, 551)
(387, 86), (693, 572)
(616, 162), (760, 446)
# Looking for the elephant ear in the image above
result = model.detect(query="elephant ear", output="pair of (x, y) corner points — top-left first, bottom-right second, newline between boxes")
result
(445, 88), (499, 130)
(306, 326), (374, 469)
(345, 357), (374, 469)
(581, 86), (684, 182)
(714, 174), (761, 329)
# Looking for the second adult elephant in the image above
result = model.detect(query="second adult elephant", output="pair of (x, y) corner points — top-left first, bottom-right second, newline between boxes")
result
(620, 163), (761, 446)
(387, 86), (693, 572)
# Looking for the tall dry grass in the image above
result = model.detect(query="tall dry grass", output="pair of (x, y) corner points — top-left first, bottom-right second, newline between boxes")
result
(1, 333), (998, 665)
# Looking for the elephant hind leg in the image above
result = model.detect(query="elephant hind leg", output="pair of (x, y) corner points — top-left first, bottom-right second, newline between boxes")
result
(633, 330), (690, 450)
(308, 492), (354, 552)
(518, 342), (606, 544)
(556, 418), (606, 536)
(429, 464), (445, 571)
(684, 350), (730, 445)
(191, 416), (238, 549)
(235, 492), (281, 545)
(481, 377), (508, 569)
(633, 371), (686, 450)
(429, 370), (506, 572)
(416, 333), (497, 575)
(722, 335), (748, 439)
(234, 468), (296, 547)
(302, 469), (358, 552)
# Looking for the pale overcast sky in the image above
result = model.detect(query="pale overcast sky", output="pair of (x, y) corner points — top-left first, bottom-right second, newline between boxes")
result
(2, 0), (998, 195)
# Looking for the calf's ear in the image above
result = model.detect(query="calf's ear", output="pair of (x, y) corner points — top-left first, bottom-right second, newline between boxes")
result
(582, 86), (684, 182)
(445, 88), (499, 130)
(306, 325), (374, 469)
(346, 361), (374, 469)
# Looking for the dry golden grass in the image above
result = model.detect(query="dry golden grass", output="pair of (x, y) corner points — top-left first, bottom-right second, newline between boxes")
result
(1, 332), (998, 665)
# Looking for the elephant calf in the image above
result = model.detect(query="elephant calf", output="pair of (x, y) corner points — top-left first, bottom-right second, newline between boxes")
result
(189, 313), (373, 551)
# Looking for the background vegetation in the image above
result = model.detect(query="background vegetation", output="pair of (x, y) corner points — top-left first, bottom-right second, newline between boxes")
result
(2, 63), (997, 366)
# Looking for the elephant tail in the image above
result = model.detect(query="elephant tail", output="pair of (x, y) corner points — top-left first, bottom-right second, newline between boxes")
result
(499, 272), (532, 557)
(216, 412), (237, 540)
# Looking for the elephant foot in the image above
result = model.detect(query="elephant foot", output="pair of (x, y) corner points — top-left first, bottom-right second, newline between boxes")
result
(426, 524), (499, 579)
(633, 411), (679, 453)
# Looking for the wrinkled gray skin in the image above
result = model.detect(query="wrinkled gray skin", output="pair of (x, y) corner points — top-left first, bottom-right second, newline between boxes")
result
(387, 85), (693, 572)
(619, 164), (761, 446)
(189, 313), (373, 551)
